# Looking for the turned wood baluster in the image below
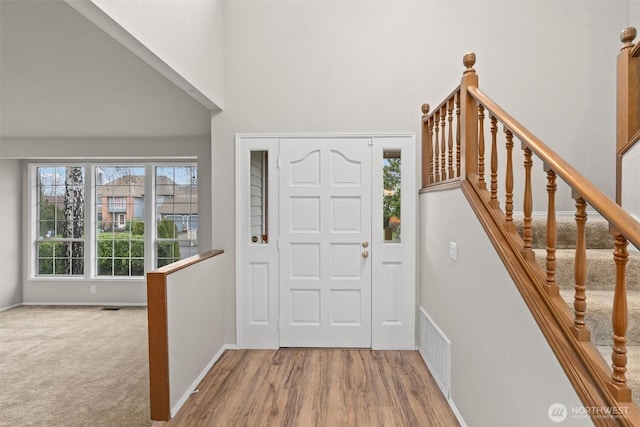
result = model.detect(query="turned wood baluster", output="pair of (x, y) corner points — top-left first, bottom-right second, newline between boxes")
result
(478, 105), (486, 189)
(609, 232), (631, 401)
(544, 168), (559, 295)
(447, 98), (454, 179)
(504, 129), (515, 231)
(522, 146), (534, 260)
(434, 111), (440, 182)
(440, 105), (447, 181)
(428, 117), (435, 185)
(489, 115), (498, 208)
(571, 197), (590, 341)
(421, 104), (431, 187)
(456, 93), (461, 177)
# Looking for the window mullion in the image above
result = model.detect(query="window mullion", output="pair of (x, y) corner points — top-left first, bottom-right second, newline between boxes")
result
(146, 164), (155, 272)
(86, 163), (93, 280)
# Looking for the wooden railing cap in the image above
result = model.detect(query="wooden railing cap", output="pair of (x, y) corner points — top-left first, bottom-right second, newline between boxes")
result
(463, 52), (476, 74)
(422, 103), (430, 116)
(621, 27), (636, 49)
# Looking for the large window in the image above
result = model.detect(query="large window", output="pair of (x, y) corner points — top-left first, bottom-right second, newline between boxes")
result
(32, 163), (198, 278)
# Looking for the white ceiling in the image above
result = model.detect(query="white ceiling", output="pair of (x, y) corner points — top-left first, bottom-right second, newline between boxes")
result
(0, 0), (211, 139)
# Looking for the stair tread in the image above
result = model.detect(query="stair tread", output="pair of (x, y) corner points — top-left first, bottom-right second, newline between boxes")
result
(534, 248), (640, 258)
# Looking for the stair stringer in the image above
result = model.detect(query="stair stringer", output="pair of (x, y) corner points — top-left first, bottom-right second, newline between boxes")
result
(460, 178), (640, 426)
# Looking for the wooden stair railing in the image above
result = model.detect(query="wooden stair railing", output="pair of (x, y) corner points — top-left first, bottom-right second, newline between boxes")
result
(422, 52), (640, 426)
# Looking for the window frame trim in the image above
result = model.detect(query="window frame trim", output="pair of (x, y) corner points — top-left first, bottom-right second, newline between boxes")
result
(29, 161), (198, 281)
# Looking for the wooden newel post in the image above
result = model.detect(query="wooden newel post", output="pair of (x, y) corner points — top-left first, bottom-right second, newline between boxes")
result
(616, 27), (638, 205)
(421, 103), (431, 188)
(459, 52), (478, 180)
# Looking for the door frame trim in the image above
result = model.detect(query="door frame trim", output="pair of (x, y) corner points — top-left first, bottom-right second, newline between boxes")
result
(235, 133), (416, 349)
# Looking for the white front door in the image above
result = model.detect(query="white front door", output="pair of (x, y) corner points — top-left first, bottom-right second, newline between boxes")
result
(279, 138), (372, 347)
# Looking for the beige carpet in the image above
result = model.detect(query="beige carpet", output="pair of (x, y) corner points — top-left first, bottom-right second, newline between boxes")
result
(0, 305), (151, 427)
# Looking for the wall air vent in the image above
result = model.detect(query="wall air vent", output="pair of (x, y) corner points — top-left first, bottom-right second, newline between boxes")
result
(418, 307), (451, 400)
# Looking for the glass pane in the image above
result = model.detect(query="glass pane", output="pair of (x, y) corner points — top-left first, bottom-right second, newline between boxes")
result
(250, 151), (268, 244)
(35, 166), (85, 275)
(95, 166), (145, 277)
(383, 151), (401, 243)
(155, 165), (198, 266)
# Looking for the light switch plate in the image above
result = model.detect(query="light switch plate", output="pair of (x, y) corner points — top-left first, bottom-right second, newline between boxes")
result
(449, 242), (458, 260)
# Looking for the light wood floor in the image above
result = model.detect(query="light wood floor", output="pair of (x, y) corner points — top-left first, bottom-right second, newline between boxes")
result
(158, 349), (459, 427)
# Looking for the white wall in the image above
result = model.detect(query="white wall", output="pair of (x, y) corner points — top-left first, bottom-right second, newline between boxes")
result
(420, 189), (590, 427)
(215, 0), (627, 344)
(166, 252), (226, 417)
(0, 160), (23, 309)
(88, 0), (225, 110)
(622, 145), (640, 223)
(631, 0), (640, 26)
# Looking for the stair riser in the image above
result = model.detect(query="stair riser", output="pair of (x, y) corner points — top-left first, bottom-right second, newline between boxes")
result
(517, 219), (613, 250)
(582, 313), (640, 346)
(560, 290), (640, 346)
(534, 251), (640, 292)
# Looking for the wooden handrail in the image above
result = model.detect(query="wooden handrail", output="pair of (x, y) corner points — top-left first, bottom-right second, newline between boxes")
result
(421, 50), (640, 424)
(467, 85), (640, 251)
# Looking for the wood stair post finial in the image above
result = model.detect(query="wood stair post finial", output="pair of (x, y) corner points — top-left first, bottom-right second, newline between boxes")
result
(463, 52), (476, 74)
(621, 27), (637, 50)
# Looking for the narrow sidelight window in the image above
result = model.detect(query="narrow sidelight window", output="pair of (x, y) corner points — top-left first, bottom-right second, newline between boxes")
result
(250, 151), (269, 244)
(383, 150), (401, 242)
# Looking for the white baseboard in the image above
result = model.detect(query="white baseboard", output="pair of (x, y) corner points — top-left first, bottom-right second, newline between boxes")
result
(0, 303), (22, 312)
(447, 399), (468, 427)
(170, 344), (237, 418)
(21, 302), (147, 307)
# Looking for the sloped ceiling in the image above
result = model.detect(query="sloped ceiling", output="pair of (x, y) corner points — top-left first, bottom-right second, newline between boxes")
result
(0, 0), (211, 139)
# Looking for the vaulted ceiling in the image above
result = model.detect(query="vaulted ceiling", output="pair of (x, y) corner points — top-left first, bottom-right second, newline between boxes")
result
(0, 0), (211, 139)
